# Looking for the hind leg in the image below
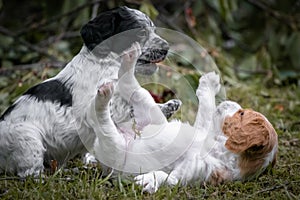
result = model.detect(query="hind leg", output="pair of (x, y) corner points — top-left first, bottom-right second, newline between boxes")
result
(3, 124), (45, 177)
(15, 145), (45, 178)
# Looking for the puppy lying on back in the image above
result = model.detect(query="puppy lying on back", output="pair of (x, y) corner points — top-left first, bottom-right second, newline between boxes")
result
(91, 43), (278, 193)
(0, 7), (180, 177)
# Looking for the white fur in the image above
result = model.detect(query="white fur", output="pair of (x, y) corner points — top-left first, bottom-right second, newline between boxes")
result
(92, 43), (277, 193)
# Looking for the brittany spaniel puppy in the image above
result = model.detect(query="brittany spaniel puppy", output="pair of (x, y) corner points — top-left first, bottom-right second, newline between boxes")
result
(92, 42), (278, 193)
(0, 7), (179, 177)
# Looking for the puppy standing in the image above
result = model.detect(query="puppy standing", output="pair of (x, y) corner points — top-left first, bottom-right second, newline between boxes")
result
(0, 7), (173, 177)
(93, 43), (278, 193)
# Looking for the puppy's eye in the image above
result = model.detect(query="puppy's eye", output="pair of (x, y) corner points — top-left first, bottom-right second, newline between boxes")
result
(137, 30), (147, 37)
(240, 111), (244, 116)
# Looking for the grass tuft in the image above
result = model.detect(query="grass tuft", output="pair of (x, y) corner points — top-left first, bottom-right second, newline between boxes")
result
(0, 72), (299, 199)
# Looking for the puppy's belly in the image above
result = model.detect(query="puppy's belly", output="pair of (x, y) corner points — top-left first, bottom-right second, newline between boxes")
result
(120, 121), (207, 173)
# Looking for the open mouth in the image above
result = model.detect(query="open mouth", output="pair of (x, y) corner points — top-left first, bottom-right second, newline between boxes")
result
(135, 49), (168, 75)
(137, 57), (165, 65)
(137, 48), (168, 65)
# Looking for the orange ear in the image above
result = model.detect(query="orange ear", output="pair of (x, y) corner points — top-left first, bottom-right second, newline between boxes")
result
(222, 109), (276, 154)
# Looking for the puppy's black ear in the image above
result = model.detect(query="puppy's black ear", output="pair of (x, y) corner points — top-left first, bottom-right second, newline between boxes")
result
(80, 11), (119, 51)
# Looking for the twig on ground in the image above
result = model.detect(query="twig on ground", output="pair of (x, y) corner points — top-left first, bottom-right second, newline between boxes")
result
(249, 180), (300, 198)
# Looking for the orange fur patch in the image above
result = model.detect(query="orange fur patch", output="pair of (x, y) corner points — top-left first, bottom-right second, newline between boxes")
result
(222, 109), (278, 178)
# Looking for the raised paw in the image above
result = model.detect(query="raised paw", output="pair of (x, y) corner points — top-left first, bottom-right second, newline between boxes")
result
(197, 71), (221, 96)
(158, 99), (182, 119)
(123, 42), (142, 64)
(119, 42), (142, 78)
(96, 82), (114, 106)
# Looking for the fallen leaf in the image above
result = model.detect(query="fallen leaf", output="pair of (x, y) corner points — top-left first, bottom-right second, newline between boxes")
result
(274, 104), (284, 112)
(51, 160), (58, 174)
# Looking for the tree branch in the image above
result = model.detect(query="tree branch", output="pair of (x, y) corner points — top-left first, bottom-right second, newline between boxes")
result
(0, 62), (66, 76)
(0, 1), (106, 64)
(0, 26), (64, 63)
(246, 0), (299, 30)
(38, 31), (79, 47)
(15, 0), (104, 36)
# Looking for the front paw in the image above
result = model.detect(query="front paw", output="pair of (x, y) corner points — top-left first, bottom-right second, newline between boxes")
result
(124, 42), (142, 63)
(134, 173), (160, 194)
(197, 71), (221, 96)
(96, 82), (114, 105)
(119, 42), (142, 78)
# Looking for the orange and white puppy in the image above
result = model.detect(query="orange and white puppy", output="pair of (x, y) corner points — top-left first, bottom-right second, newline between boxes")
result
(91, 43), (278, 193)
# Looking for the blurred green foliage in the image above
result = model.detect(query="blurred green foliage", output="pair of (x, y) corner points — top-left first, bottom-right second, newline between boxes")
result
(190, 0), (300, 84)
(0, 0), (299, 108)
(0, 1), (300, 198)
(0, 0), (299, 83)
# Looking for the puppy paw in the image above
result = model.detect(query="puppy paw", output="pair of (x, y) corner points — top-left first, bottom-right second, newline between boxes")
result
(97, 82), (114, 104)
(197, 71), (221, 96)
(134, 173), (160, 194)
(82, 153), (98, 166)
(158, 99), (182, 119)
(119, 42), (142, 78)
(125, 42), (142, 63)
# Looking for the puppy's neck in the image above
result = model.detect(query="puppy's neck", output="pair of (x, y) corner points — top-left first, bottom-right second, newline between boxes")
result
(60, 46), (121, 112)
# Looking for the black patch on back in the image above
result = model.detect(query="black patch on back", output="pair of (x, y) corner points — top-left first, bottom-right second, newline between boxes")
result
(0, 104), (17, 121)
(23, 80), (72, 107)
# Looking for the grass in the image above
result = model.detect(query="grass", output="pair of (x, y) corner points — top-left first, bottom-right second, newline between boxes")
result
(0, 69), (299, 199)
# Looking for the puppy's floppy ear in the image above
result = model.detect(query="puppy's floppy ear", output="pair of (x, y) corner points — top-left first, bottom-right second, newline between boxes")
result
(80, 11), (119, 51)
(222, 109), (277, 155)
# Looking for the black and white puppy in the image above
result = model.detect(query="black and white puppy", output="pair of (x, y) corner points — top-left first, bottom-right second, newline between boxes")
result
(0, 6), (175, 177)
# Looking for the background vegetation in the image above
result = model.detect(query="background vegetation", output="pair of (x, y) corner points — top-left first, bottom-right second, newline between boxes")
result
(0, 0), (299, 199)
